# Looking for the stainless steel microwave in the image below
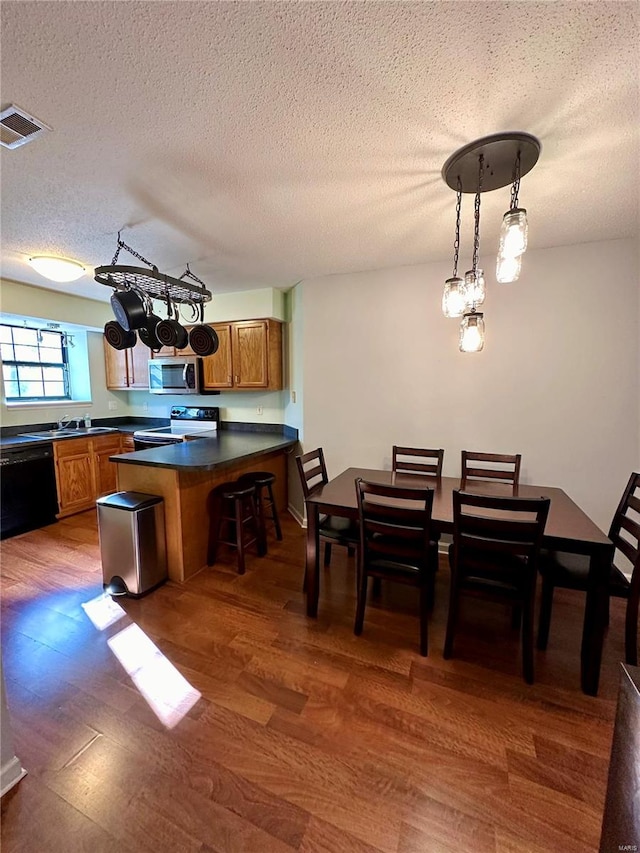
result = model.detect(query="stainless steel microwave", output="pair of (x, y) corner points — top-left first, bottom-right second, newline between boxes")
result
(148, 357), (202, 395)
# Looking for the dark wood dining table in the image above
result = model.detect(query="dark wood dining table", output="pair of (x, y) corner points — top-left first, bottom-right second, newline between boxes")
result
(304, 468), (614, 696)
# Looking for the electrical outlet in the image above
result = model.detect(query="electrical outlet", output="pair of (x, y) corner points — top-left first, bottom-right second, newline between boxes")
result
(256, 406), (263, 416)
(108, 401), (118, 411)
(142, 402), (148, 412)
(291, 390), (297, 403)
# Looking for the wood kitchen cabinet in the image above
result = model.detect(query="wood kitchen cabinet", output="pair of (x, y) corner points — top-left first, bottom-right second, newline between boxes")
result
(202, 319), (282, 391)
(54, 433), (123, 517)
(104, 338), (150, 390)
(134, 318), (283, 390)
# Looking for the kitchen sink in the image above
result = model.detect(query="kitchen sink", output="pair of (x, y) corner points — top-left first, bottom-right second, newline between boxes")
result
(19, 427), (119, 439)
(19, 429), (79, 439)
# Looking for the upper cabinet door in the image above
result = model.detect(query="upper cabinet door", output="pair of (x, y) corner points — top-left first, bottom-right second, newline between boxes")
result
(232, 321), (269, 388)
(202, 324), (233, 388)
(104, 339), (128, 389)
(128, 339), (151, 388)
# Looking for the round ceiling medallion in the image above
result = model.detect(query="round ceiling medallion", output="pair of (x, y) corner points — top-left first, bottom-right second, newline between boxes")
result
(442, 132), (541, 193)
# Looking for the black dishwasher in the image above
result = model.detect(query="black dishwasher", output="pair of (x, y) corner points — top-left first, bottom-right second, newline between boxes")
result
(1, 443), (59, 539)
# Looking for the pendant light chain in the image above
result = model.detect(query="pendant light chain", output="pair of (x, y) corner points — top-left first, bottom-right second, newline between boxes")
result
(472, 153), (483, 275)
(510, 151), (521, 210)
(452, 177), (462, 277)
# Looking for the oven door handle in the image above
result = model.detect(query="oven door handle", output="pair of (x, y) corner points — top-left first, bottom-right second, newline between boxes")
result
(183, 363), (189, 385)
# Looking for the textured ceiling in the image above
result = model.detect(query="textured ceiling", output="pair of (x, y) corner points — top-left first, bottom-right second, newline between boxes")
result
(1, 1), (638, 303)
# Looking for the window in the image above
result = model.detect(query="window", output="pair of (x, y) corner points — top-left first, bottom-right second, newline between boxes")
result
(1, 324), (70, 402)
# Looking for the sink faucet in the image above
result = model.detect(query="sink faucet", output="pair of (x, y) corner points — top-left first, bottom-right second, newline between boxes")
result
(57, 414), (73, 429)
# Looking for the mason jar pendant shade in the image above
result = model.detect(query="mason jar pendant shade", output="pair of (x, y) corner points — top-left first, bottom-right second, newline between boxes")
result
(463, 268), (485, 307)
(459, 312), (485, 353)
(499, 208), (528, 258)
(442, 277), (466, 318)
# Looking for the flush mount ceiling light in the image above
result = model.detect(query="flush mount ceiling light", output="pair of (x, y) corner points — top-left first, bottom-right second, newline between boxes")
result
(441, 132), (541, 352)
(28, 256), (86, 282)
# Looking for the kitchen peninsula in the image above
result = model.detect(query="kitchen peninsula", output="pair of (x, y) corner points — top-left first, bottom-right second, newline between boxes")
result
(112, 426), (298, 582)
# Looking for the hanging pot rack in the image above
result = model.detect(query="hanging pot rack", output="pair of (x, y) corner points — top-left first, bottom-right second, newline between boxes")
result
(94, 235), (212, 306)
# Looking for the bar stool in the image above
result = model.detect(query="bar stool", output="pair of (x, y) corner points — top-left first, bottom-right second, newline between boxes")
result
(237, 471), (283, 552)
(207, 480), (264, 575)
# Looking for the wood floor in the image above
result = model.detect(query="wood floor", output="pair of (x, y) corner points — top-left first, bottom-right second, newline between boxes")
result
(0, 509), (626, 852)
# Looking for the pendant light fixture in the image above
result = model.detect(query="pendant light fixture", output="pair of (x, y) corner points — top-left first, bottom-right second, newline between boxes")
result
(460, 154), (485, 352)
(441, 132), (540, 352)
(496, 151), (528, 283)
(442, 179), (467, 318)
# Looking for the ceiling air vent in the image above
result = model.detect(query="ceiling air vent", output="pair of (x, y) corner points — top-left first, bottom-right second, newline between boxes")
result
(0, 104), (51, 149)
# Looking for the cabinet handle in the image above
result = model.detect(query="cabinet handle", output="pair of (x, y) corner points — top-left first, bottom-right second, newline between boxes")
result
(235, 374), (239, 383)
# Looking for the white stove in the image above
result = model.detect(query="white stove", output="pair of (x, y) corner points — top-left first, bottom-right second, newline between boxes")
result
(133, 406), (219, 448)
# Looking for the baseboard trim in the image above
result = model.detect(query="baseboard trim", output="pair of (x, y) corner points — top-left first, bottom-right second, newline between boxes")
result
(1, 756), (27, 798)
(287, 505), (305, 527)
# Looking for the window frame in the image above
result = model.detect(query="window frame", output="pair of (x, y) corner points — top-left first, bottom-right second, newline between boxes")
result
(1, 323), (71, 403)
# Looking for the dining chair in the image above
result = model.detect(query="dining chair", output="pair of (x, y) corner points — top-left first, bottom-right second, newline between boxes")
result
(393, 446), (444, 547)
(461, 450), (522, 489)
(295, 447), (359, 573)
(537, 471), (640, 666)
(392, 446), (444, 478)
(354, 478), (438, 656)
(444, 490), (550, 683)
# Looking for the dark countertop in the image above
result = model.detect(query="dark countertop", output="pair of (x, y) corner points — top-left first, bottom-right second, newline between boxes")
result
(0, 419), (168, 451)
(111, 430), (298, 472)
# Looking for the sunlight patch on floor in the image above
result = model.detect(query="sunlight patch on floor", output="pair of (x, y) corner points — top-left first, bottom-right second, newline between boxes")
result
(81, 593), (126, 630)
(107, 623), (202, 728)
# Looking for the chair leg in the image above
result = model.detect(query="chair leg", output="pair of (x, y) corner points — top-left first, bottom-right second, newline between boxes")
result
(522, 595), (535, 685)
(625, 590), (639, 666)
(207, 494), (223, 566)
(235, 496), (246, 575)
(419, 581), (429, 657)
(324, 542), (332, 567)
(537, 576), (554, 651)
(254, 492), (268, 557)
(427, 569), (436, 612)
(267, 483), (283, 541)
(254, 489), (267, 556)
(443, 574), (459, 659)
(354, 573), (368, 636)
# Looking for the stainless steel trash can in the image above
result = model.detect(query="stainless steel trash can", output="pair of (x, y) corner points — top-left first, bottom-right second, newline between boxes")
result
(97, 491), (167, 597)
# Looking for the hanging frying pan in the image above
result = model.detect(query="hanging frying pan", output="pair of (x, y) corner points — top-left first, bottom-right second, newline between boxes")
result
(104, 321), (137, 350)
(156, 296), (189, 349)
(110, 288), (146, 331)
(187, 301), (219, 356)
(137, 295), (163, 351)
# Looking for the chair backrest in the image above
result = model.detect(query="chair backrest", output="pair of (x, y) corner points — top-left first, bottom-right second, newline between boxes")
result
(296, 447), (329, 499)
(451, 490), (550, 569)
(461, 450), (522, 488)
(356, 478), (434, 568)
(392, 446), (444, 478)
(609, 472), (640, 584)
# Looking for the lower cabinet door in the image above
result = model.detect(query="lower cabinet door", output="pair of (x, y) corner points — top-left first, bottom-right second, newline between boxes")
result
(55, 453), (95, 515)
(93, 437), (122, 496)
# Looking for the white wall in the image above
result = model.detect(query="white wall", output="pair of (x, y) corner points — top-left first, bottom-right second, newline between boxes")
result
(299, 238), (639, 532)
